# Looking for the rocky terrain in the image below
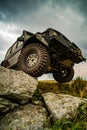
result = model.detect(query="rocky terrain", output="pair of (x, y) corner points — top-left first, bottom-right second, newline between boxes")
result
(0, 66), (87, 130)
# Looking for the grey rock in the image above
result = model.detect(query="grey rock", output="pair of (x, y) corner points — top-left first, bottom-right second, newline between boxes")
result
(0, 66), (38, 104)
(0, 104), (50, 130)
(42, 92), (86, 121)
(0, 97), (18, 114)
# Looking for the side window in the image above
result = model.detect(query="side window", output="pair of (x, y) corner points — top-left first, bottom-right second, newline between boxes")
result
(17, 41), (23, 47)
(5, 48), (12, 57)
(12, 42), (17, 52)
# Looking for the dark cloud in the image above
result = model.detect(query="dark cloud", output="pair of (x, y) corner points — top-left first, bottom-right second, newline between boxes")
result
(77, 0), (87, 17)
(50, 0), (87, 19)
(0, 0), (47, 22)
(0, 0), (87, 23)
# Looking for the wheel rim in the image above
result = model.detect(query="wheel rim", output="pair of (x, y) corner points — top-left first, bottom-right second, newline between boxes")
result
(60, 69), (68, 77)
(27, 53), (38, 67)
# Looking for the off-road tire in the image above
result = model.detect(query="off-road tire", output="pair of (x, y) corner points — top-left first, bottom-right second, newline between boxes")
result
(53, 68), (74, 83)
(18, 43), (50, 77)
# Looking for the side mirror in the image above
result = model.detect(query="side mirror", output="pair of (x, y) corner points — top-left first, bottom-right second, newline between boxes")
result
(17, 37), (24, 41)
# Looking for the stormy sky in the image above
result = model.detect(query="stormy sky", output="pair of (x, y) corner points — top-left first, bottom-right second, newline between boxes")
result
(0, 0), (87, 79)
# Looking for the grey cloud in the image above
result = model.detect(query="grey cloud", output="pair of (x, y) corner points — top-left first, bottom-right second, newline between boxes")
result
(55, 0), (87, 18)
(0, 50), (6, 62)
(0, 0), (87, 23)
(0, 35), (11, 50)
(48, 0), (87, 22)
(0, 0), (47, 22)
(78, 42), (87, 58)
(78, 0), (87, 17)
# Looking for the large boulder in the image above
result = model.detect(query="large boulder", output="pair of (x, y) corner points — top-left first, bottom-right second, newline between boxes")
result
(0, 66), (38, 104)
(0, 104), (50, 130)
(42, 92), (86, 121)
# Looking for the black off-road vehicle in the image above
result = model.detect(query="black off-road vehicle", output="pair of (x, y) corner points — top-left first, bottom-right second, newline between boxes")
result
(1, 28), (86, 83)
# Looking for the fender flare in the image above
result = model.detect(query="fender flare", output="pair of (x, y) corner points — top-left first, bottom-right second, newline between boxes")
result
(23, 33), (48, 48)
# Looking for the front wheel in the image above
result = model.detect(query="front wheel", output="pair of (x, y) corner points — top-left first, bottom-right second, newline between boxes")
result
(18, 43), (50, 77)
(53, 68), (74, 83)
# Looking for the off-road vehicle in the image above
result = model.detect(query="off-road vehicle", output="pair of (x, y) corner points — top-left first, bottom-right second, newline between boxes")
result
(1, 28), (86, 83)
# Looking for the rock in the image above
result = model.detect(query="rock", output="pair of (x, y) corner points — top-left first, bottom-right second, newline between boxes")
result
(0, 66), (38, 104)
(42, 92), (86, 121)
(0, 97), (18, 114)
(0, 104), (50, 130)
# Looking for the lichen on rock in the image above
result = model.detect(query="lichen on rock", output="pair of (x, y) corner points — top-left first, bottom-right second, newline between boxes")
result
(42, 92), (86, 121)
(0, 66), (38, 104)
(0, 104), (50, 130)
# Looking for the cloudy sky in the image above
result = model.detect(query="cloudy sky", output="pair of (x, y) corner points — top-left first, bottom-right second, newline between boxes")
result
(0, 0), (87, 80)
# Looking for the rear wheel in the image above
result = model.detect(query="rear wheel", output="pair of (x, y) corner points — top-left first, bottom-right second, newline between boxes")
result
(53, 67), (74, 83)
(18, 43), (50, 77)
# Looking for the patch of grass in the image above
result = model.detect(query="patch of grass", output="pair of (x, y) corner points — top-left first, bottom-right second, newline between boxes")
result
(38, 80), (60, 94)
(70, 77), (87, 98)
(51, 103), (87, 130)
(38, 77), (87, 98)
